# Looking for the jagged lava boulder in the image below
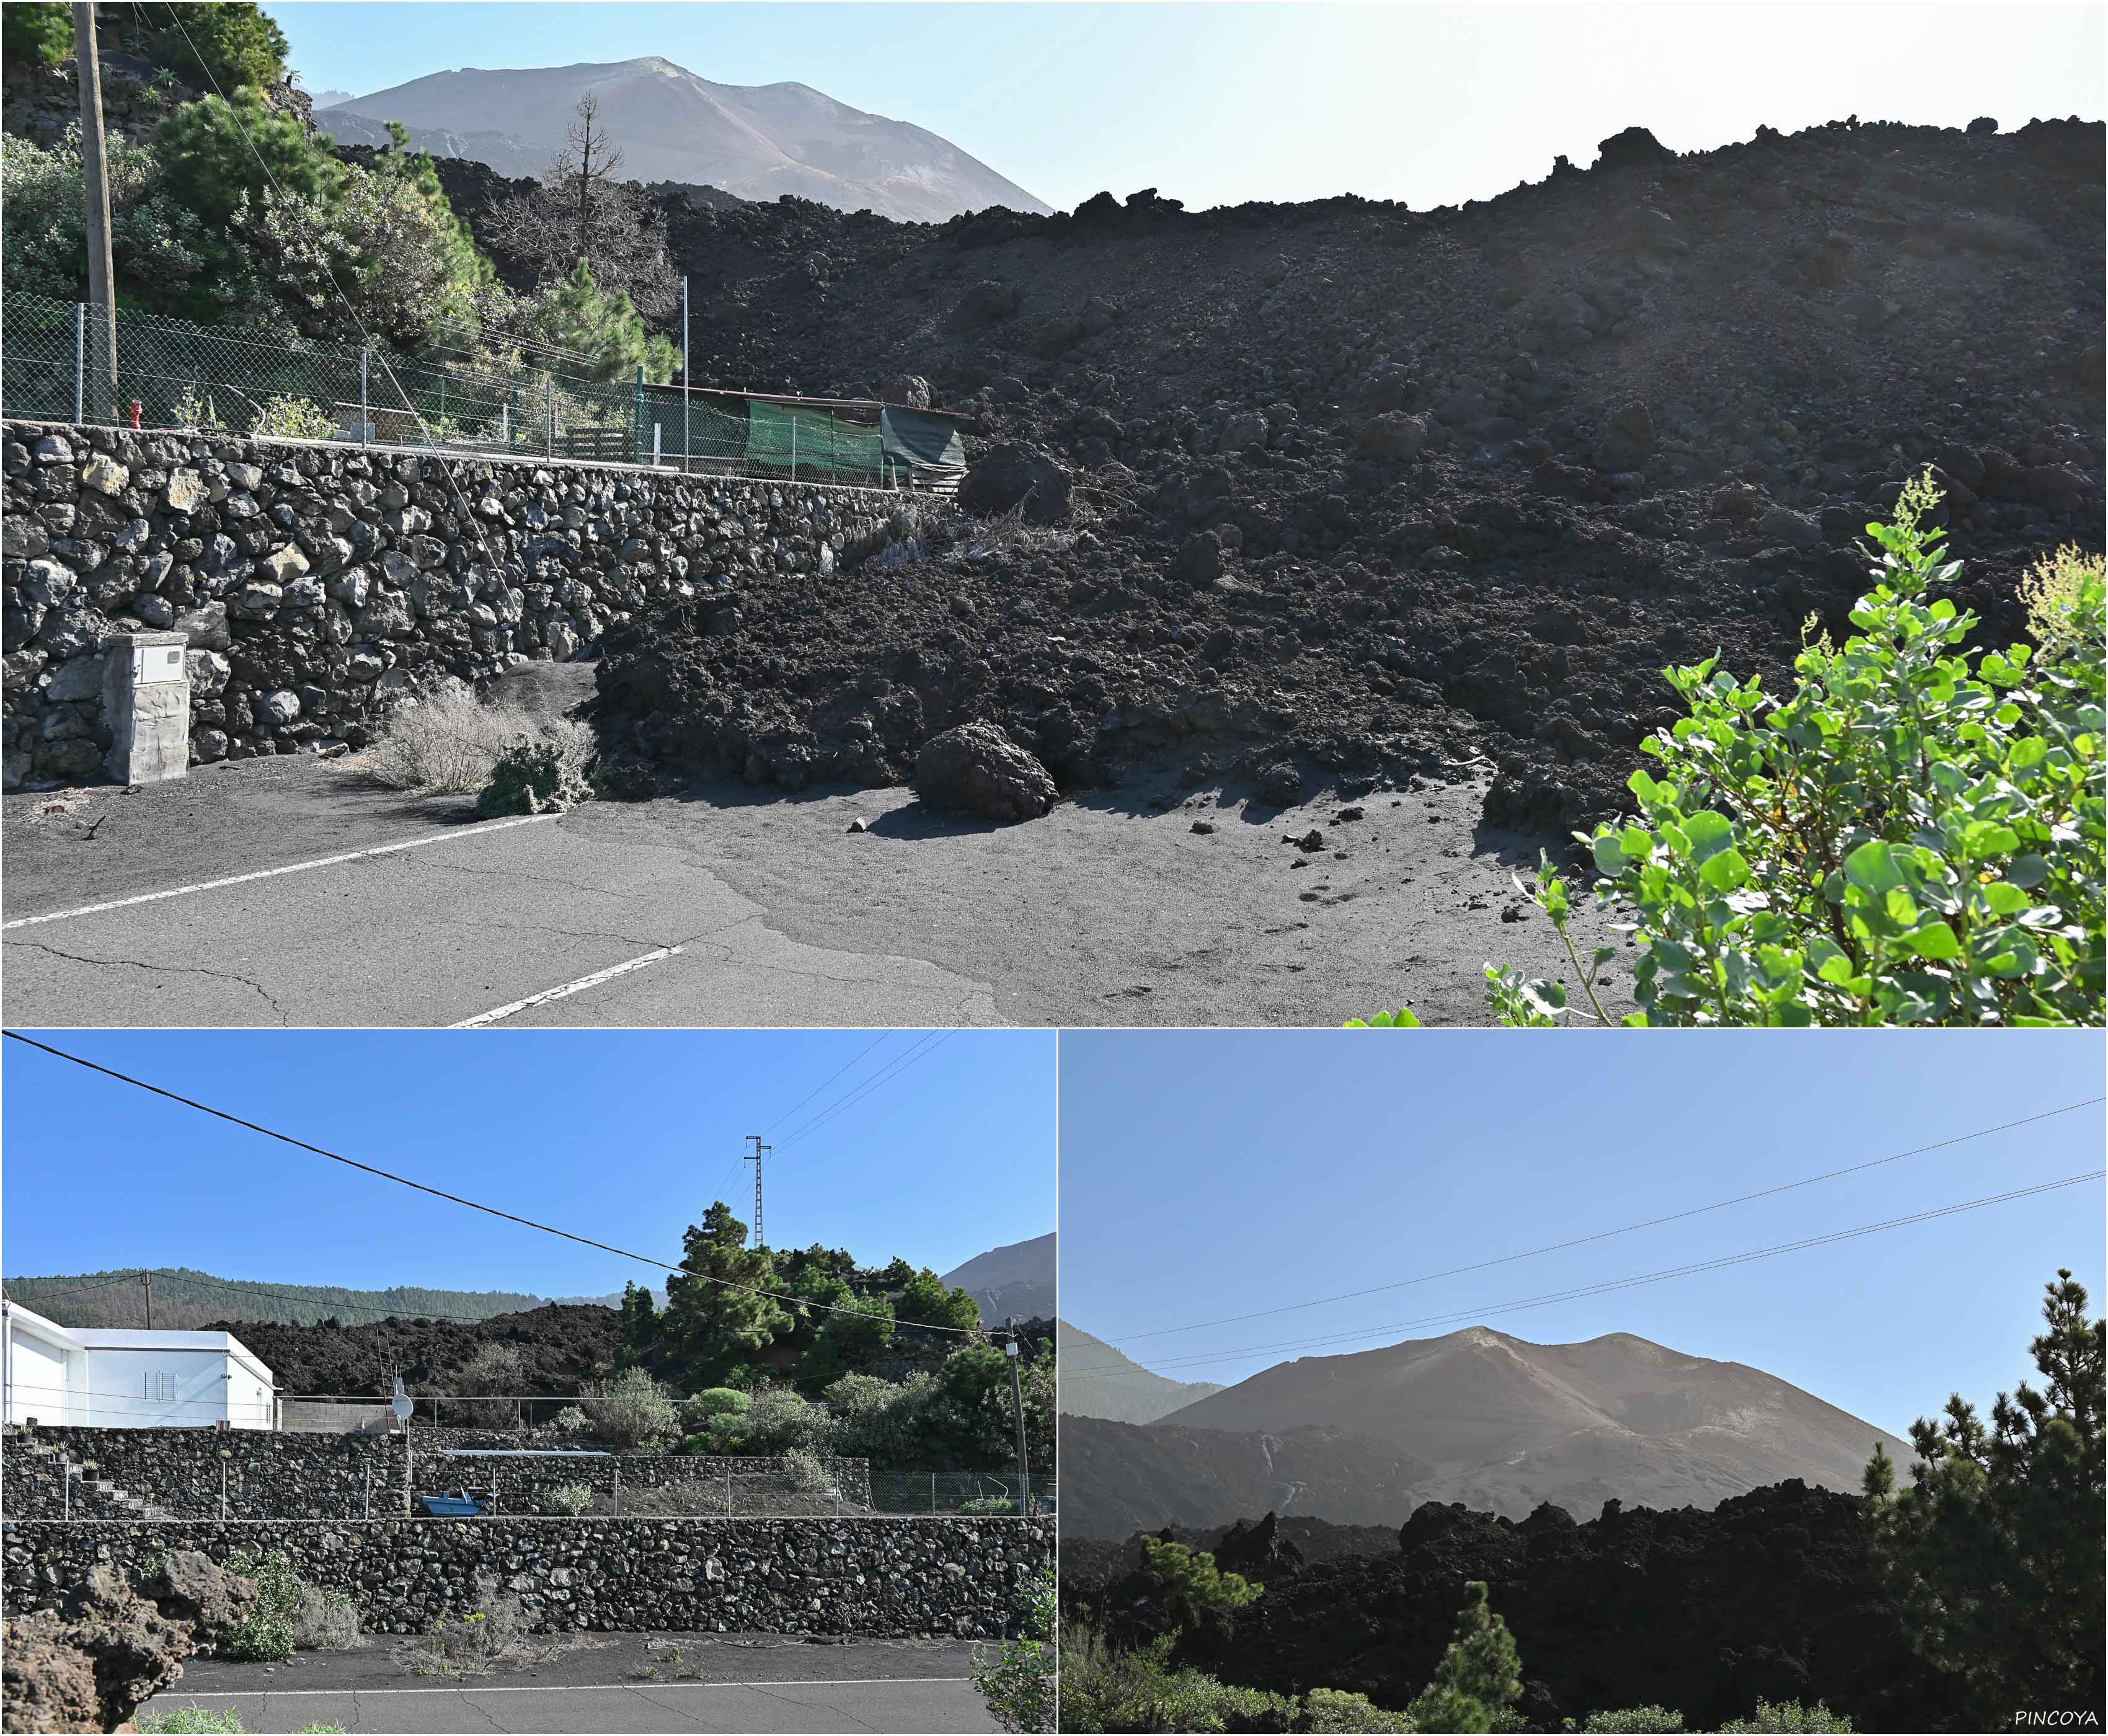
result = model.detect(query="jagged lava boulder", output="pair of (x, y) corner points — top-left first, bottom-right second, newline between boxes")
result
(959, 444), (1073, 524)
(914, 720), (1059, 822)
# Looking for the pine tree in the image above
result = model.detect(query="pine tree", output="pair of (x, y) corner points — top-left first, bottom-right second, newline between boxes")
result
(1864, 1270), (2105, 1722)
(618, 1280), (658, 1357)
(661, 1202), (791, 1387)
(1406, 1580), (1523, 1734)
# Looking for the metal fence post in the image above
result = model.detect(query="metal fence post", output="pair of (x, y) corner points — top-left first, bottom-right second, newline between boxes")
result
(790, 415), (798, 482)
(931, 1472), (937, 1517)
(725, 1466), (732, 1517)
(359, 343), (370, 446)
(545, 374), (554, 459)
(613, 1466), (621, 1517)
(73, 303), (85, 425)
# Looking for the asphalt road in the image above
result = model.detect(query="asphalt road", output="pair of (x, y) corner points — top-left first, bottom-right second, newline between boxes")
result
(141, 1634), (999, 1734)
(1, 754), (1631, 1029)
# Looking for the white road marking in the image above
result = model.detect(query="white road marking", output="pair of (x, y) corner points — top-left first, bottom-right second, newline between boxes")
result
(158, 1676), (972, 1697)
(450, 946), (683, 1028)
(1, 814), (559, 931)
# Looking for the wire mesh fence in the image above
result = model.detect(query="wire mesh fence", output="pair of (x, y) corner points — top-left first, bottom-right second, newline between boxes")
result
(1, 293), (956, 490)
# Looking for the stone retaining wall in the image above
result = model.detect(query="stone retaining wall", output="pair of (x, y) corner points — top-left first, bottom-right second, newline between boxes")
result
(2, 1516), (1051, 1637)
(2, 1427), (870, 1518)
(2, 420), (906, 789)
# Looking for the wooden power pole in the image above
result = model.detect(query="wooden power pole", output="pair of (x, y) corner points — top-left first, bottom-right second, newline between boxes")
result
(71, 1), (118, 423)
(140, 1272), (154, 1330)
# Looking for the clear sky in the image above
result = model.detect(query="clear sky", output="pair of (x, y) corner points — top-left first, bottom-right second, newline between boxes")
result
(1, 1029), (1053, 1298)
(1058, 1031), (2107, 1437)
(275, 2), (2107, 214)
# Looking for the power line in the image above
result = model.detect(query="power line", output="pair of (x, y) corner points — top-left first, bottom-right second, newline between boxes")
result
(1091, 1097), (2106, 1349)
(1, 1032), (981, 1335)
(1061, 1169), (2107, 1378)
(774, 1031), (957, 1153)
(763, 1033), (894, 1136)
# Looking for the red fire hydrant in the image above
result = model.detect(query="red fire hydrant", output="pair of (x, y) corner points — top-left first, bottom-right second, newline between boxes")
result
(127, 400), (143, 430)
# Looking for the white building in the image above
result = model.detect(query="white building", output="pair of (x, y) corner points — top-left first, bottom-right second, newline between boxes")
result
(1, 1301), (277, 1430)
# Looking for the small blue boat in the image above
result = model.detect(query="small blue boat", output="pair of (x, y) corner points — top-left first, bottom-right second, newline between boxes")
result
(420, 1492), (482, 1517)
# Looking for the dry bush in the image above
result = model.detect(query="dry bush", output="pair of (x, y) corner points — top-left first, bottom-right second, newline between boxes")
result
(292, 1585), (361, 1651)
(395, 1580), (552, 1678)
(368, 686), (593, 794)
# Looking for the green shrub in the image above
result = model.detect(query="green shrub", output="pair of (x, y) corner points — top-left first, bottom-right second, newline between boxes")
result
(549, 1404), (591, 1435)
(1576, 1710), (1688, 1733)
(2, 2), (71, 70)
(1298, 1688), (1412, 1732)
(247, 394), (341, 441)
(962, 1495), (1018, 1513)
(578, 1367), (678, 1449)
(222, 1548), (304, 1661)
(1716, 1703), (1853, 1734)
(684, 1387), (750, 1424)
(396, 1580), (548, 1678)
(542, 1481), (594, 1517)
(1359, 484), (2105, 1028)
(476, 733), (593, 818)
(135, 1709), (249, 1735)
(972, 1564), (1055, 1733)
(1056, 1623), (1298, 1734)
(1141, 1537), (1264, 1630)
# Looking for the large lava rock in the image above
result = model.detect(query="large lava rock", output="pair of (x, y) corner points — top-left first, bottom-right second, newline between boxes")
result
(944, 278), (1020, 330)
(914, 720), (1058, 823)
(1596, 125), (1675, 171)
(959, 444), (1073, 525)
(1, 1554), (255, 1734)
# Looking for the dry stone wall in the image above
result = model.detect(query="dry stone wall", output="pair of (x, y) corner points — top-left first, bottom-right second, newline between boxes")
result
(2, 420), (906, 789)
(3, 1515), (1052, 1637)
(2, 1427), (870, 1518)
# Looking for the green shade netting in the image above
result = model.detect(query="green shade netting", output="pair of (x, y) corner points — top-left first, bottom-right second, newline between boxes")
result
(746, 399), (883, 482)
(880, 407), (967, 472)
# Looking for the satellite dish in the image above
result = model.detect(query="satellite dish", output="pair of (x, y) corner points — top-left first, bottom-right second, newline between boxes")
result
(391, 1376), (413, 1423)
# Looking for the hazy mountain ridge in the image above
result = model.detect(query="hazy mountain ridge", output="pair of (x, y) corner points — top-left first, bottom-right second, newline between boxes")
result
(941, 1233), (1055, 1325)
(5, 1268), (556, 1331)
(1065, 1326), (1911, 1537)
(1058, 1321), (1224, 1424)
(329, 56), (1048, 222)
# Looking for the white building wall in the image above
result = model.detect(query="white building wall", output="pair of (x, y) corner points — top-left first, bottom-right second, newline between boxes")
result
(2, 1306), (276, 1430)
(4, 1315), (86, 1427)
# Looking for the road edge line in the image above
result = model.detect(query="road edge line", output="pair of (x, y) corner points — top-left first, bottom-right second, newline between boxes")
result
(450, 946), (684, 1028)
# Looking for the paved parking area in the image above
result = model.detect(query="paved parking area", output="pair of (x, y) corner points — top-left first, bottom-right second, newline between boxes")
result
(2, 754), (1629, 1029)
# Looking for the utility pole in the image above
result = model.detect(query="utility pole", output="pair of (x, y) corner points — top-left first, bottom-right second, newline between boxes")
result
(140, 1272), (153, 1331)
(71, 2), (117, 425)
(743, 1135), (771, 1251)
(682, 275), (691, 476)
(1003, 1319), (1030, 1513)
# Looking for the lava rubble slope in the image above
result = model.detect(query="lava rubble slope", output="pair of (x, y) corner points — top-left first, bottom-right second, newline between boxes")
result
(583, 118), (2101, 830)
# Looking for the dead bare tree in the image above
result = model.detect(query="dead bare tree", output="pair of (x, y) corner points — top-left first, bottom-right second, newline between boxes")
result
(482, 91), (678, 319)
(564, 91), (624, 268)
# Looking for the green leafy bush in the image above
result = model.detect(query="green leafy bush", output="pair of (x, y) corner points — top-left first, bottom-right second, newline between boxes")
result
(549, 1405), (591, 1435)
(578, 1367), (678, 1449)
(247, 394), (339, 440)
(972, 1564), (1056, 1734)
(2, 2), (71, 71)
(1575, 1710), (1688, 1733)
(962, 1495), (1019, 1513)
(475, 734), (594, 817)
(1056, 1623), (1298, 1734)
(222, 1548), (305, 1660)
(542, 1482), (594, 1516)
(1716, 1704), (1853, 1734)
(1358, 485), (2104, 1028)
(155, 2), (289, 91)
(684, 1387), (750, 1425)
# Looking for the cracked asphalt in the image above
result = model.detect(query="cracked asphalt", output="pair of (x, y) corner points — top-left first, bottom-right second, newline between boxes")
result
(1, 752), (1629, 1028)
(142, 1633), (998, 1732)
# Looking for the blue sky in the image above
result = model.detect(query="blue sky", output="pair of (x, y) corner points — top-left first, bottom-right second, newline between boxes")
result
(278, 2), (2107, 213)
(1, 1030), (1053, 1297)
(1058, 1032), (2107, 1437)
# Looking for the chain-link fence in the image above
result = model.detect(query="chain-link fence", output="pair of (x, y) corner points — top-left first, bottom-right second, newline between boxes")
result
(1, 293), (960, 490)
(869, 1471), (1056, 1517)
